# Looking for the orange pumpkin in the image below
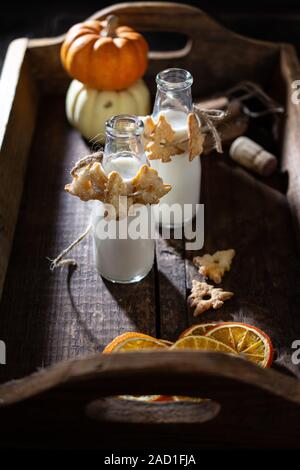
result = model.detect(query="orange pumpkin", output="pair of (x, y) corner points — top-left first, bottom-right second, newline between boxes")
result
(61, 15), (149, 91)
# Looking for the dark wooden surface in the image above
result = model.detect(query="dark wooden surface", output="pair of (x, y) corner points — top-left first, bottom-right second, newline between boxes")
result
(0, 94), (157, 382)
(0, 89), (299, 383)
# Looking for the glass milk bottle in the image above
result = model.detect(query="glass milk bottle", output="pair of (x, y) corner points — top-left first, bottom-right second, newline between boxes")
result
(91, 115), (155, 283)
(150, 68), (201, 227)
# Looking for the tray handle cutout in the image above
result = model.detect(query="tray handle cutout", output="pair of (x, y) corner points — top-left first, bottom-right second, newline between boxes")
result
(85, 396), (221, 424)
(86, 2), (225, 62)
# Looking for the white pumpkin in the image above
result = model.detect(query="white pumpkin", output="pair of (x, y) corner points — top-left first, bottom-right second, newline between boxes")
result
(66, 79), (151, 141)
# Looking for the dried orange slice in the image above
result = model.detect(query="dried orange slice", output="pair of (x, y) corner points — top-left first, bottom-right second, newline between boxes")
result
(151, 395), (204, 403)
(114, 336), (168, 352)
(103, 332), (161, 353)
(120, 395), (164, 402)
(179, 323), (217, 338)
(103, 334), (169, 353)
(159, 339), (173, 347)
(171, 335), (236, 354)
(121, 394), (204, 403)
(206, 322), (274, 368)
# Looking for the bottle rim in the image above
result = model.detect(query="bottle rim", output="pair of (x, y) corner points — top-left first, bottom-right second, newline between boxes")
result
(105, 115), (144, 138)
(156, 68), (193, 91)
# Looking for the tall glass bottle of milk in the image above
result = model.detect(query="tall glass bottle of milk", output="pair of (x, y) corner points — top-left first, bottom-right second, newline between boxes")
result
(151, 68), (201, 227)
(91, 115), (155, 284)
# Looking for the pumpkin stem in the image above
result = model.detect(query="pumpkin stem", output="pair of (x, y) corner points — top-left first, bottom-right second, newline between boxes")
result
(103, 15), (119, 37)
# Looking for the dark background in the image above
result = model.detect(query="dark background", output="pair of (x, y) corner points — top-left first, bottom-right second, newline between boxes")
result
(1, 0), (300, 73)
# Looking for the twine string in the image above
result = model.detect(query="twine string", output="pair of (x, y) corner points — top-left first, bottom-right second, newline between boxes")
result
(194, 106), (227, 153)
(144, 108), (227, 155)
(48, 222), (92, 271)
(70, 151), (103, 177)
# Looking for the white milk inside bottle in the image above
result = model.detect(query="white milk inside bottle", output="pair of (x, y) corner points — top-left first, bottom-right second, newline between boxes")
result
(91, 115), (154, 284)
(150, 69), (201, 228)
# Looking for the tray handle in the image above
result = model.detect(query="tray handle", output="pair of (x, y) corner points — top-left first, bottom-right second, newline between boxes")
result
(27, 2), (279, 95)
(0, 351), (299, 408)
(88, 2), (209, 34)
(1, 352), (300, 446)
(86, 2), (231, 61)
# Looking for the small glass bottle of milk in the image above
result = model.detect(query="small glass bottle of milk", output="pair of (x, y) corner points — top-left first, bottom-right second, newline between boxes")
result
(151, 68), (201, 228)
(91, 115), (155, 284)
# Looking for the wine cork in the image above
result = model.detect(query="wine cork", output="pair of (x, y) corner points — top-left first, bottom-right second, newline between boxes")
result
(229, 136), (277, 177)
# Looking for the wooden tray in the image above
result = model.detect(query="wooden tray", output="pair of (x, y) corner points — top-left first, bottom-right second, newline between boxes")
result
(1, 2), (300, 449)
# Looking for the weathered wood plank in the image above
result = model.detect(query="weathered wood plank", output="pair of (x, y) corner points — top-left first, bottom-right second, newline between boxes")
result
(0, 39), (38, 299)
(185, 152), (300, 376)
(155, 238), (187, 342)
(1, 349), (300, 403)
(0, 95), (156, 383)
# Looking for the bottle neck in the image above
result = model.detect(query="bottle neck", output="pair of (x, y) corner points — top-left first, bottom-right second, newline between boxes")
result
(103, 115), (147, 177)
(152, 68), (193, 119)
(104, 134), (145, 159)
